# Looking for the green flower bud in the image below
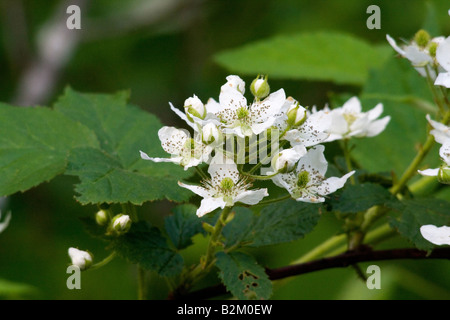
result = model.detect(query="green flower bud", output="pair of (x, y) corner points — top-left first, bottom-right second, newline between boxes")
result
(437, 166), (450, 185)
(250, 75), (270, 99)
(202, 122), (221, 144)
(95, 209), (109, 226)
(428, 42), (438, 58)
(184, 95), (206, 121)
(111, 214), (132, 235)
(414, 29), (430, 48)
(68, 247), (93, 271)
(286, 103), (307, 127)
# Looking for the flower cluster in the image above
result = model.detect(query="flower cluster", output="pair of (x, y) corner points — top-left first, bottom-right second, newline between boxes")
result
(387, 28), (450, 88)
(141, 75), (390, 217)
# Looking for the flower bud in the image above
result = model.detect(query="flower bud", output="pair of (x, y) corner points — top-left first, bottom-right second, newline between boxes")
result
(414, 29), (430, 48)
(202, 122), (221, 144)
(271, 147), (305, 173)
(250, 75), (270, 99)
(68, 247), (93, 271)
(225, 75), (246, 94)
(428, 42), (438, 58)
(184, 95), (206, 120)
(111, 214), (132, 234)
(438, 166), (450, 185)
(286, 103), (307, 127)
(95, 209), (108, 226)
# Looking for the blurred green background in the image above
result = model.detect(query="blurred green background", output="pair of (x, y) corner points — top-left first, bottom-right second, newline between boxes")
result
(1, 0), (450, 299)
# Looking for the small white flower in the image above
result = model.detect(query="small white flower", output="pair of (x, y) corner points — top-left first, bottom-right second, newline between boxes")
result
(435, 36), (450, 88)
(178, 153), (269, 217)
(0, 210), (11, 234)
(68, 247), (93, 270)
(324, 97), (390, 142)
(386, 33), (444, 79)
(272, 145), (355, 203)
(208, 75), (286, 137)
(418, 115), (450, 179)
(269, 145), (307, 174)
(420, 224), (450, 246)
(140, 126), (212, 170)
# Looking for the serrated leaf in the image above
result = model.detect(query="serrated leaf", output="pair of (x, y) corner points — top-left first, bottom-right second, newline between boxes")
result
(0, 103), (98, 196)
(223, 200), (322, 248)
(214, 31), (391, 85)
(54, 88), (193, 205)
(388, 198), (450, 251)
(216, 251), (272, 300)
(110, 221), (184, 276)
(331, 183), (394, 214)
(165, 204), (204, 250)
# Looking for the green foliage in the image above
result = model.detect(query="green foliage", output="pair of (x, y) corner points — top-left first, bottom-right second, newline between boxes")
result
(0, 103), (98, 196)
(223, 200), (322, 248)
(330, 183), (395, 214)
(354, 58), (437, 175)
(216, 251), (272, 300)
(388, 198), (450, 251)
(214, 31), (391, 86)
(165, 204), (204, 250)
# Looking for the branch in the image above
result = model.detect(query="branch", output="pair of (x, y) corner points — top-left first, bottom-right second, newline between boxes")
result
(173, 247), (450, 300)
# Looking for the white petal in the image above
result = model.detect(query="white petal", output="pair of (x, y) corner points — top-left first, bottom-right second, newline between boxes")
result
(435, 72), (450, 88)
(196, 197), (226, 217)
(219, 84), (247, 113)
(436, 37), (450, 72)
(316, 171), (355, 196)
(0, 211), (11, 233)
(420, 224), (450, 246)
(205, 97), (222, 115)
(342, 97), (362, 114)
(234, 188), (269, 205)
(250, 89), (286, 124)
(139, 150), (182, 164)
(177, 181), (211, 198)
(404, 45), (432, 66)
(439, 143), (450, 165)
(365, 116), (391, 137)
(296, 145), (328, 177)
(386, 34), (406, 56)
(169, 102), (196, 130)
(418, 168), (439, 176)
(207, 152), (240, 185)
(158, 126), (189, 155)
(366, 103), (384, 121)
(426, 114), (450, 145)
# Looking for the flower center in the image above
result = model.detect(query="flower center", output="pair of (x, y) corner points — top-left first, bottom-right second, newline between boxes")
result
(343, 113), (358, 126)
(236, 107), (249, 120)
(296, 171), (310, 189)
(220, 177), (235, 191)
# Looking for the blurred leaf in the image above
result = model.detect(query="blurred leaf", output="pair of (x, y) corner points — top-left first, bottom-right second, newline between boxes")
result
(388, 198), (450, 250)
(216, 251), (272, 300)
(422, 1), (441, 37)
(54, 88), (193, 205)
(111, 221), (184, 276)
(164, 204), (204, 250)
(0, 103), (98, 197)
(223, 200), (322, 248)
(330, 183), (395, 214)
(214, 31), (391, 86)
(0, 278), (39, 299)
(354, 57), (437, 175)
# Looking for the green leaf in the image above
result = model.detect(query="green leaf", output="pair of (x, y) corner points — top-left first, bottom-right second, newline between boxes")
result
(54, 88), (193, 205)
(216, 251), (272, 300)
(110, 221), (184, 276)
(223, 200), (322, 248)
(354, 57), (438, 175)
(165, 204), (204, 250)
(214, 31), (391, 86)
(331, 183), (395, 214)
(388, 198), (450, 251)
(0, 103), (98, 196)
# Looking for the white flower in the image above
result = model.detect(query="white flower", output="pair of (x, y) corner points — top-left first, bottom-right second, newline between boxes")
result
(0, 210), (11, 234)
(68, 247), (93, 270)
(324, 97), (390, 142)
(435, 36), (450, 88)
(140, 126), (212, 170)
(207, 75), (286, 137)
(184, 95), (206, 120)
(386, 33), (444, 79)
(418, 115), (450, 179)
(272, 145), (355, 203)
(420, 224), (450, 246)
(269, 145), (307, 174)
(178, 153), (269, 217)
